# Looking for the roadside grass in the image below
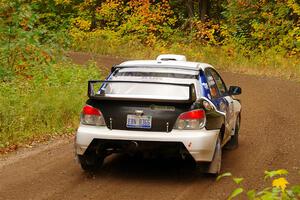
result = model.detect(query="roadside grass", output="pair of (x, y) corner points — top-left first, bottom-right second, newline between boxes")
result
(0, 61), (101, 150)
(71, 36), (300, 82)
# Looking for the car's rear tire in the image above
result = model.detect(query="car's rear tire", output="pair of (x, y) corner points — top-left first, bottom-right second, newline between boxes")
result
(78, 154), (104, 172)
(225, 114), (240, 150)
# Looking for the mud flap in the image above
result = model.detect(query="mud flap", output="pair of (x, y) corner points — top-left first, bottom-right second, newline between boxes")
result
(197, 137), (221, 175)
(207, 137), (221, 174)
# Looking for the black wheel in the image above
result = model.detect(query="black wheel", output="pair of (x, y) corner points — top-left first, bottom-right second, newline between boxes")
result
(78, 154), (104, 172)
(225, 114), (240, 150)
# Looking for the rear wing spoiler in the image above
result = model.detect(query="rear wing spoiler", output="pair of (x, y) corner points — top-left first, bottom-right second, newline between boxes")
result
(88, 80), (196, 103)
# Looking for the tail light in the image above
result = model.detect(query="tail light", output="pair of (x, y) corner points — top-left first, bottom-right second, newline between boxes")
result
(80, 105), (106, 126)
(174, 109), (206, 130)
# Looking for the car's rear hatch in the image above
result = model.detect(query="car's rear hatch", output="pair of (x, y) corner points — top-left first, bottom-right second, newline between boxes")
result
(86, 80), (197, 132)
(88, 100), (193, 132)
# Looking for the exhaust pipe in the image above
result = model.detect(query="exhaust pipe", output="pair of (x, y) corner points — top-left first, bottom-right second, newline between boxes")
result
(130, 141), (139, 149)
(125, 141), (139, 152)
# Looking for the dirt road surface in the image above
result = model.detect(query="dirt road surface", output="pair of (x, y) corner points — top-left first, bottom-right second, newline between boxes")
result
(1, 52), (299, 200)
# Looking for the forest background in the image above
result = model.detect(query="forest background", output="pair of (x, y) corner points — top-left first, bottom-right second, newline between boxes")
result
(0, 0), (299, 149)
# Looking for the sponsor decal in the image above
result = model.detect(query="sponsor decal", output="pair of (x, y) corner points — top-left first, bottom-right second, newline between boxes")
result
(202, 82), (209, 89)
(220, 101), (226, 112)
(150, 105), (175, 111)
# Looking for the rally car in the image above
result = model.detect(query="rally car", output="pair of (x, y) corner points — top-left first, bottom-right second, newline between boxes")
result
(75, 54), (242, 174)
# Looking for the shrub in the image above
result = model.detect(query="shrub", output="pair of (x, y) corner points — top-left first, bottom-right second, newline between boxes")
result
(223, 0), (300, 55)
(217, 169), (300, 199)
(0, 61), (100, 149)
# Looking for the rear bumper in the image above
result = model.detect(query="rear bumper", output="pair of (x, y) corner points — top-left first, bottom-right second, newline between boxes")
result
(75, 124), (219, 162)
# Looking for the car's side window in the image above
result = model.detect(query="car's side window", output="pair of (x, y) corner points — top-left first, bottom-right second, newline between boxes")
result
(209, 69), (227, 97)
(205, 69), (220, 99)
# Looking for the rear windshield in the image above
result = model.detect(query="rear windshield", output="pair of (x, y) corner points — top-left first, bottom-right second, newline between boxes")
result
(98, 82), (191, 101)
(95, 67), (199, 101)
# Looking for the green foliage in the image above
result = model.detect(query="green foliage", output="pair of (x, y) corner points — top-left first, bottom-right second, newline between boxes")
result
(233, 178), (244, 184)
(69, 0), (176, 46)
(65, 0), (299, 80)
(2, 0), (299, 56)
(217, 172), (233, 181)
(0, 1), (100, 149)
(0, 0), (64, 81)
(0, 61), (100, 148)
(3, 0), (297, 57)
(223, 0), (300, 55)
(228, 188), (244, 200)
(217, 170), (300, 200)
(0, 1), (39, 69)
(71, 33), (300, 81)
(265, 169), (289, 179)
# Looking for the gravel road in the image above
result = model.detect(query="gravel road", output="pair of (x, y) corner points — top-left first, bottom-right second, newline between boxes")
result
(0, 52), (299, 200)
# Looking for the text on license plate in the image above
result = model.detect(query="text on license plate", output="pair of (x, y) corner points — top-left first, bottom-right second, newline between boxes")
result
(126, 115), (152, 129)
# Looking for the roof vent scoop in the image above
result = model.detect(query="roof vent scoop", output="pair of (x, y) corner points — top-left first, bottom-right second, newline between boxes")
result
(156, 54), (187, 62)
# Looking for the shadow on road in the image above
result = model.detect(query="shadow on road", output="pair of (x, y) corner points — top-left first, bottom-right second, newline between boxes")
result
(81, 153), (224, 183)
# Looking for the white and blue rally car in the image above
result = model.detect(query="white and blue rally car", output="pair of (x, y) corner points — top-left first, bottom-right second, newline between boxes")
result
(75, 54), (242, 174)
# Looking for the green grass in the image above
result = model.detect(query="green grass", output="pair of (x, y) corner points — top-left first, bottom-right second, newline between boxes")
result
(0, 61), (101, 149)
(71, 36), (300, 82)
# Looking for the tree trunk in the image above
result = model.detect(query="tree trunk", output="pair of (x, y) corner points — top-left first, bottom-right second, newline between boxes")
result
(90, 0), (102, 31)
(216, 0), (221, 21)
(199, 0), (210, 22)
(185, 0), (195, 18)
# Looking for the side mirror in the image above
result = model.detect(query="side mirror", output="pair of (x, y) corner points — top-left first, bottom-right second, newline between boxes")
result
(228, 86), (242, 95)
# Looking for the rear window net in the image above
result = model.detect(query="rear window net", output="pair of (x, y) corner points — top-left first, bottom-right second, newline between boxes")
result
(115, 72), (197, 79)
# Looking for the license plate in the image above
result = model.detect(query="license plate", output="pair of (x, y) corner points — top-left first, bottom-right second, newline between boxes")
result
(126, 115), (152, 129)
